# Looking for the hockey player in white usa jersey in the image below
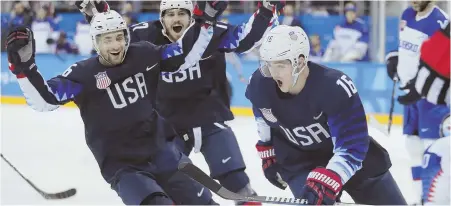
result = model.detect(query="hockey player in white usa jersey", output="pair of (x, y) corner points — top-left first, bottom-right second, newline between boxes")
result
(245, 25), (407, 205)
(385, 1), (449, 203)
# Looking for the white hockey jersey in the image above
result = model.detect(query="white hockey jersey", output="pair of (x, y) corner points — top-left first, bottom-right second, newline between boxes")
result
(397, 6), (448, 86)
(422, 136), (450, 205)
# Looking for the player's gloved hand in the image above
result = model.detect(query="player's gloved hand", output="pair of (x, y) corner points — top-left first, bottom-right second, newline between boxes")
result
(299, 167), (343, 205)
(75, 0), (110, 23)
(193, 1), (229, 25)
(255, 140), (288, 190)
(397, 80), (422, 105)
(385, 51), (398, 81)
(260, 0), (286, 13)
(6, 26), (36, 76)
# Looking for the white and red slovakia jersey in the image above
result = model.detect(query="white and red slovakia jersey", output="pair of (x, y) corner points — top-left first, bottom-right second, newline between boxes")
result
(422, 136), (450, 205)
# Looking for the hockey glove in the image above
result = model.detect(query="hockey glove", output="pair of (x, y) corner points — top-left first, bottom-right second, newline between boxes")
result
(260, 0), (286, 14)
(6, 26), (36, 77)
(299, 167), (343, 205)
(193, 1), (229, 25)
(75, 0), (110, 23)
(385, 51), (398, 81)
(255, 141), (287, 190)
(397, 80), (422, 105)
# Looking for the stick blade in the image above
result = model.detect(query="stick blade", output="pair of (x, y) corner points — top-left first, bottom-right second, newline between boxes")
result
(42, 188), (77, 200)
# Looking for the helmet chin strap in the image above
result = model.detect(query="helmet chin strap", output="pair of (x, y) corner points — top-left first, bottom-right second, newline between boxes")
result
(290, 63), (306, 88)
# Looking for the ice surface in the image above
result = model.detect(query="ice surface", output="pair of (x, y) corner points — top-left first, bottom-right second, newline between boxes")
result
(1, 105), (416, 205)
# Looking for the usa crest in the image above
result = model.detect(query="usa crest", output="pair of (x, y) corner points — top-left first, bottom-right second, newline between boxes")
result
(95, 72), (111, 89)
(260, 108), (277, 123)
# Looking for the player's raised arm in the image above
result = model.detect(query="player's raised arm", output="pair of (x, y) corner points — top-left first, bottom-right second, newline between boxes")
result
(156, 21), (215, 73)
(6, 27), (82, 112)
(213, 1), (284, 54)
(321, 73), (370, 184)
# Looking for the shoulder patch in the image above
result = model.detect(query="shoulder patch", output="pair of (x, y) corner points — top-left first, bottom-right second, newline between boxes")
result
(260, 108), (278, 123)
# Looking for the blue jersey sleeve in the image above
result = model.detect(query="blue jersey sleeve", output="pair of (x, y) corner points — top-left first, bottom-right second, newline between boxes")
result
(217, 6), (275, 54)
(16, 64), (83, 112)
(320, 72), (370, 184)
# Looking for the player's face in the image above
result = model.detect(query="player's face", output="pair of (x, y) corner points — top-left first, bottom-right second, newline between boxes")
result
(410, 1), (429, 12)
(162, 9), (191, 41)
(97, 30), (126, 66)
(267, 60), (294, 92)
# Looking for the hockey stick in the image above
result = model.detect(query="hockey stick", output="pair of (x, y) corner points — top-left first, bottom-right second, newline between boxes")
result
(387, 77), (398, 134)
(1, 153), (77, 200)
(368, 115), (389, 137)
(178, 162), (355, 205)
(178, 162), (308, 205)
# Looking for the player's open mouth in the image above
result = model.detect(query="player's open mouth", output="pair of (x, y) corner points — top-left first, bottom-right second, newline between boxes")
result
(172, 25), (183, 33)
(110, 51), (120, 56)
(276, 80), (283, 87)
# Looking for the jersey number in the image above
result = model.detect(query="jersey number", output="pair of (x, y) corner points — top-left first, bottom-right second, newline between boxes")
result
(61, 64), (77, 77)
(131, 22), (149, 32)
(422, 154), (431, 168)
(336, 75), (357, 98)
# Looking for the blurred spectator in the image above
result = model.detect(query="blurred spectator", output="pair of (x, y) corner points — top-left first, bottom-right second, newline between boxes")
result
(74, 19), (93, 56)
(8, 1), (33, 28)
(281, 4), (303, 27)
(122, 13), (138, 26)
(322, 1), (369, 62)
(55, 32), (79, 54)
(309, 34), (324, 63)
(32, 6), (60, 53)
(122, 2), (138, 25)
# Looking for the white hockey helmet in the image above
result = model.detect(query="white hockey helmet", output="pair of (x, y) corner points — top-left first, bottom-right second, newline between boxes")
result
(259, 25), (310, 87)
(90, 10), (130, 64)
(159, 0), (194, 33)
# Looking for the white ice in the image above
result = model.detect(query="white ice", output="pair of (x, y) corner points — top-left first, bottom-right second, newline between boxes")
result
(0, 105), (416, 205)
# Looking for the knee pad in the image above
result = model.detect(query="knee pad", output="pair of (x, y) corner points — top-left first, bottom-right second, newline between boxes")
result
(216, 169), (250, 193)
(141, 192), (173, 205)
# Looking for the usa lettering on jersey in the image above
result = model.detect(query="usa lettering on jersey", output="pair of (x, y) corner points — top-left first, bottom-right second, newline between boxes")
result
(280, 123), (331, 146)
(161, 63), (201, 83)
(106, 73), (148, 109)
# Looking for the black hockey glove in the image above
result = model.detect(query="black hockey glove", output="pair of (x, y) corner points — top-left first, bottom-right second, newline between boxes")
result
(75, 0), (110, 23)
(299, 167), (343, 205)
(397, 80), (422, 105)
(193, 1), (229, 25)
(261, 0), (286, 13)
(385, 51), (398, 81)
(255, 141), (288, 190)
(6, 26), (36, 76)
